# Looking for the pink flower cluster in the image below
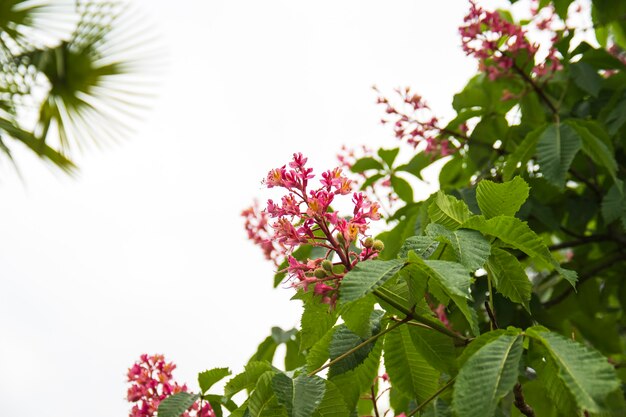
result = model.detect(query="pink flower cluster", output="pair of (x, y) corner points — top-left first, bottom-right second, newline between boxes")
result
(127, 354), (214, 417)
(249, 153), (383, 305)
(459, 1), (561, 80)
(376, 86), (462, 156)
(242, 201), (287, 267)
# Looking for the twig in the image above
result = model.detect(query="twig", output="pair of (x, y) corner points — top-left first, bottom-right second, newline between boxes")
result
(513, 383), (535, 417)
(484, 301), (499, 329)
(407, 377), (456, 416)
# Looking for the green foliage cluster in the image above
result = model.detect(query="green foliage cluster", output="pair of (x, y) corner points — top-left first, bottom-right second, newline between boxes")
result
(160, 0), (626, 416)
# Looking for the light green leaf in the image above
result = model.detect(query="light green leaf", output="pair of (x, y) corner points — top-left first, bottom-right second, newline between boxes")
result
(340, 294), (376, 338)
(198, 368), (231, 394)
(300, 293), (337, 351)
(378, 148), (400, 167)
(486, 247), (532, 311)
(384, 325), (440, 403)
(476, 177), (530, 219)
(527, 327), (621, 413)
(398, 236), (439, 259)
(428, 191), (472, 230)
(452, 334), (523, 417)
(536, 123), (582, 189)
(225, 362), (273, 398)
(157, 392), (200, 417)
(502, 125), (544, 181)
(248, 371), (287, 417)
(391, 175), (414, 203)
(312, 381), (350, 417)
(410, 257), (472, 299)
(339, 259), (405, 304)
(351, 157), (384, 173)
(407, 325), (458, 375)
(457, 329), (507, 368)
(462, 215), (552, 267)
(426, 223), (491, 271)
(272, 373), (326, 417)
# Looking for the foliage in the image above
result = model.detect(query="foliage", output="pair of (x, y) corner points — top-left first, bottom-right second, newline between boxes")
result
(130, 0), (626, 416)
(0, 0), (154, 172)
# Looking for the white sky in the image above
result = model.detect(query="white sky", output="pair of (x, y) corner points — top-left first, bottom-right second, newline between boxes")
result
(0, 1), (480, 416)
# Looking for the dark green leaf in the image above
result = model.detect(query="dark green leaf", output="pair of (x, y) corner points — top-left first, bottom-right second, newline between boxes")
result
(198, 368), (232, 394)
(391, 175), (414, 203)
(486, 247), (532, 311)
(351, 157), (384, 173)
(158, 392), (200, 417)
(272, 373), (326, 417)
(536, 123), (582, 189)
(339, 259), (405, 304)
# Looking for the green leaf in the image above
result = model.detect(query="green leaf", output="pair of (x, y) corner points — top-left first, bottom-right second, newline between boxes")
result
(398, 236), (439, 259)
(428, 191), (472, 230)
(250, 336), (278, 364)
(225, 362), (273, 398)
(383, 325), (440, 402)
(407, 325), (458, 375)
(328, 311), (384, 377)
(198, 368), (232, 394)
(312, 381), (350, 417)
(248, 371), (287, 417)
(452, 333), (523, 417)
(476, 177), (530, 219)
(391, 175), (414, 203)
(602, 180), (626, 228)
(351, 157), (384, 173)
(158, 392), (200, 417)
(485, 247), (532, 311)
(502, 125), (543, 181)
(570, 62), (602, 97)
(425, 223), (491, 271)
(272, 373), (326, 417)
(462, 215), (552, 267)
(536, 123), (582, 189)
(527, 327), (621, 413)
(409, 257), (472, 299)
(339, 259), (405, 304)
(568, 120), (618, 183)
(340, 294), (376, 338)
(300, 293), (337, 351)
(397, 152), (433, 180)
(378, 148), (400, 167)
(605, 89), (626, 135)
(457, 329), (507, 367)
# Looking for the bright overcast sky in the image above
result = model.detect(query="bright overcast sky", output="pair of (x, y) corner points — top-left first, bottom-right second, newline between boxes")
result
(0, 1), (485, 416)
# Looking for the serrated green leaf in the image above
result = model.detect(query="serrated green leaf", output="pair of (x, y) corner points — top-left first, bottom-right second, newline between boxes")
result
(329, 338), (383, 411)
(602, 179), (626, 228)
(398, 236), (439, 259)
(502, 125), (543, 181)
(428, 192), (472, 230)
(225, 362), (273, 398)
(272, 373), (326, 417)
(605, 90), (626, 135)
(462, 215), (552, 266)
(527, 327), (621, 413)
(311, 380), (350, 417)
(570, 62), (603, 97)
(397, 152), (433, 180)
(486, 247), (532, 311)
(158, 392), (200, 417)
(568, 120), (618, 183)
(300, 293), (337, 352)
(198, 368), (232, 394)
(248, 371), (287, 417)
(384, 325), (440, 402)
(536, 123), (582, 189)
(410, 258), (471, 299)
(391, 175), (414, 203)
(339, 259), (405, 304)
(328, 311), (384, 377)
(340, 294), (376, 338)
(457, 330), (507, 367)
(407, 325), (458, 375)
(452, 334), (523, 417)
(476, 177), (530, 219)
(250, 336), (279, 364)
(426, 223), (491, 271)
(351, 157), (384, 173)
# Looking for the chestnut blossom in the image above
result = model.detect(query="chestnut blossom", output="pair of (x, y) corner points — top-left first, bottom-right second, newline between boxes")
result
(376, 86), (464, 157)
(245, 153), (384, 306)
(126, 354), (214, 417)
(459, 1), (561, 80)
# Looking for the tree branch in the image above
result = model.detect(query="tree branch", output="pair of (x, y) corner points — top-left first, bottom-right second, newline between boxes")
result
(513, 383), (536, 417)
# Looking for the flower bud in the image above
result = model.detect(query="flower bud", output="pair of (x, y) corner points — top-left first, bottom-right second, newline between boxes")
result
(363, 237), (374, 248)
(314, 268), (327, 278)
(322, 260), (333, 272)
(372, 240), (385, 252)
(336, 232), (345, 245)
